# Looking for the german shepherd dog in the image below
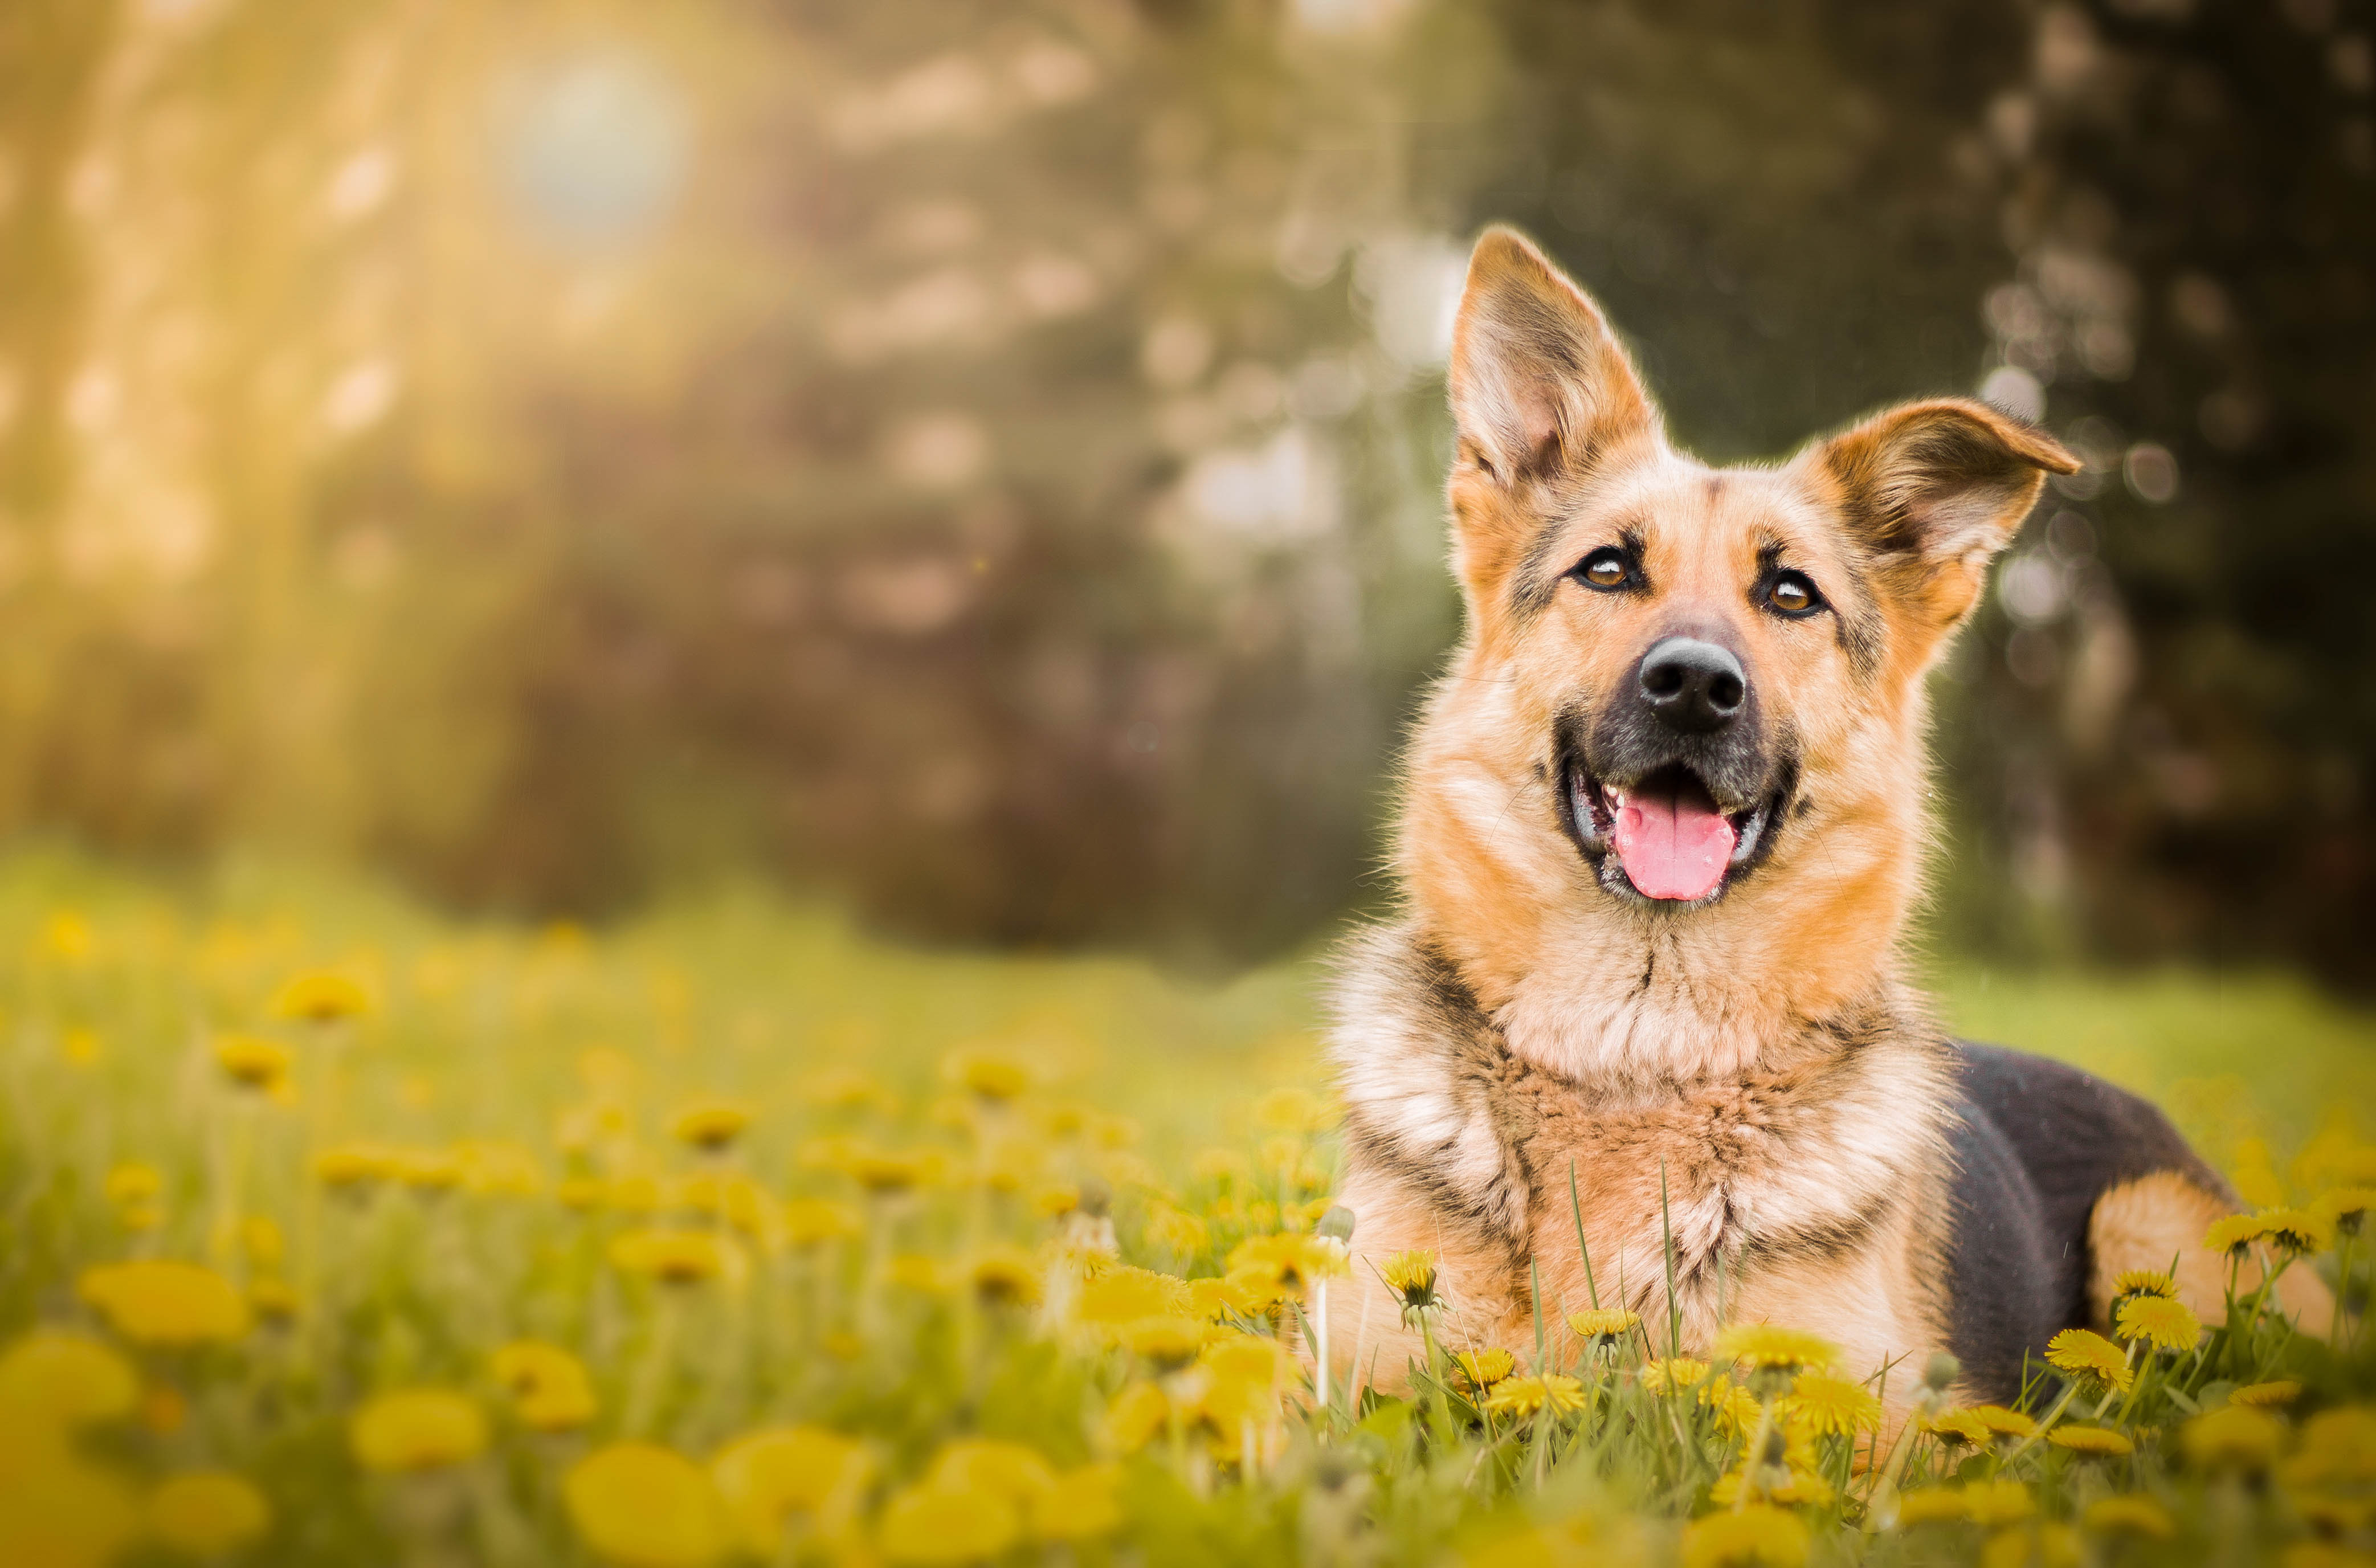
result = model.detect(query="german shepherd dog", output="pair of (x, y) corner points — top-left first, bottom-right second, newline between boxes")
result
(1322, 227), (2329, 1417)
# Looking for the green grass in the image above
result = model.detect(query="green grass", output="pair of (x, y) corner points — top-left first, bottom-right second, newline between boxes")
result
(0, 847), (2369, 1567)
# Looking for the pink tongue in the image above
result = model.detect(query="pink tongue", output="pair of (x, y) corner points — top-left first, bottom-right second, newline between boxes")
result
(1611, 785), (1736, 901)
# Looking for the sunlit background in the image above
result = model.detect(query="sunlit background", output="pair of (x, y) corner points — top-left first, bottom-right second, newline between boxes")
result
(0, 0), (2371, 984)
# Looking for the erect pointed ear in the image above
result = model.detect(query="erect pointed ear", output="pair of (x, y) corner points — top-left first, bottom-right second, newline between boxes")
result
(1805, 397), (2079, 637)
(1448, 227), (1658, 492)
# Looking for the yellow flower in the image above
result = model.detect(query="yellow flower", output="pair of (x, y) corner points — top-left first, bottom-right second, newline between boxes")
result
(212, 1034), (292, 1090)
(250, 1280), (299, 1322)
(970, 1245), (1042, 1307)
(2314, 1185), (2375, 1234)
(888, 1255), (956, 1295)
(1981, 1522), (2081, 1568)
(1101, 1382), (1173, 1453)
(2115, 1293), (2202, 1351)
(667, 1101), (753, 1154)
(2081, 1495), (2174, 1538)
(928, 1438), (1059, 1529)
(1967, 1404), (2040, 1439)
(1454, 1348), (1516, 1390)
(350, 1389), (487, 1472)
(1924, 1408), (1990, 1446)
(2182, 1404), (2283, 1471)
(270, 971), (371, 1023)
(2044, 1328), (2132, 1393)
(0, 1452), (139, 1567)
(709, 1426), (872, 1553)
(1566, 1307), (1641, 1339)
(239, 1216), (284, 1271)
(1223, 1232), (1346, 1295)
(78, 1260), (250, 1346)
(1680, 1504), (1808, 1568)
(1699, 1379), (1762, 1434)
(847, 1149), (939, 1197)
(1122, 1316), (1207, 1371)
(104, 1163), (162, 1210)
(491, 1341), (597, 1431)
(1777, 1370), (1883, 1436)
(1036, 1464), (1124, 1542)
(2047, 1424), (2134, 1456)
(2231, 1379), (2302, 1408)
(946, 1048), (1034, 1103)
(1077, 1266), (1193, 1329)
(2202, 1213), (2264, 1255)
(876, 1481), (1019, 1565)
(1713, 1324), (1839, 1373)
(1381, 1250), (1440, 1314)
(1196, 1336), (1287, 1433)
(1640, 1357), (1710, 1395)
(1892, 1488), (1971, 1526)
(0, 1329), (137, 1427)
(147, 1471), (271, 1556)
(609, 1228), (747, 1287)
(313, 1142), (395, 1189)
(781, 1198), (862, 1246)
(2205, 1208), (2336, 1256)
(1961, 1480), (2036, 1527)
(1142, 1202), (1208, 1255)
(2110, 1268), (2178, 1300)
(1485, 1374), (1585, 1419)
(1252, 1085), (1333, 1134)
(566, 1443), (732, 1568)
(1033, 1182), (1083, 1220)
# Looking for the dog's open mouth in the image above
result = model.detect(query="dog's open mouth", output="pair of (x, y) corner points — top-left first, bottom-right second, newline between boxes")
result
(1564, 761), (1774, 903)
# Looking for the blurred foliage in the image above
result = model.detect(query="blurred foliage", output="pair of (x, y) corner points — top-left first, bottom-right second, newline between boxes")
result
(0, 0), (2367, 979)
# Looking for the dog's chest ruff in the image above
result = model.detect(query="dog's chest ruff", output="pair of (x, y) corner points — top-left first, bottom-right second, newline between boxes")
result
(1329, 925), (1951, 1312)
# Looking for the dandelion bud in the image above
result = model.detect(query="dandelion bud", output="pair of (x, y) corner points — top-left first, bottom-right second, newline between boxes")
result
(1316, 1204), (1356, 1244)
(1922, 1351), (1960, 1393)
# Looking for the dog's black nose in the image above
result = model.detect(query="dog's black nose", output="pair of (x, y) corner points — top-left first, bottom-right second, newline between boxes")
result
(1637, 637), (1746, 733)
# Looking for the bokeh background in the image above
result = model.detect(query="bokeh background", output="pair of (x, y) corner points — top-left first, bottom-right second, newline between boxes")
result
(0, 0), (2371, 986)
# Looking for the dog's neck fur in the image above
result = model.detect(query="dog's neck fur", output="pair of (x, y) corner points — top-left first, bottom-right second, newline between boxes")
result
(1391, 639), (1933, 1091)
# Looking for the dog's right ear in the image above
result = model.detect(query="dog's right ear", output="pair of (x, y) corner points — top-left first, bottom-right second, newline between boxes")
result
(1447, 228), (1658, 597)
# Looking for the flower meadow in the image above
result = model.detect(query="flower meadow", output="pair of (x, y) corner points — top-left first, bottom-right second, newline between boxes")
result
(1, 865), (2372, 1567)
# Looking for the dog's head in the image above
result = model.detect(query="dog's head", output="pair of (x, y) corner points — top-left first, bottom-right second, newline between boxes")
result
(1405, 228), (2073, 1014)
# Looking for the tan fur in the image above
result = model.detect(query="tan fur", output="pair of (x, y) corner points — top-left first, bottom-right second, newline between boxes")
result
(2087, 1173), (2337, 1334)
(1323, 227), (2275, 1423)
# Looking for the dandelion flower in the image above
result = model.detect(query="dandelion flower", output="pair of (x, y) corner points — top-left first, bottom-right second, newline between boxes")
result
(2110, 1268), (2178, 1300)
(2181, 1404), (2283, 1472)
(313, 1142), (393, 1190)
(710, 1426), (871, 1553)
(250, 1280), (299, 1322)
(0, 1329), (137, 1426)
(1034, 1182), (1084, 1220)
(147, 1471), (271, 1556)
(609, 1228), (746, 1288)
(876, 1481), (1019, 1566)
(270, 971), (371, 1023)
(1699, 1379), (1762, 1434)
(1224, 1232), (1346, 1295)
(1640, 1357), (1709, 1395)
(2047, 1424), (2134, 1456)
(1777, 1370), (1883, 1436)
(1961, 1480), (2036, 1527)
(888, 1255), (955, 1295)
(350, 1389), (487, 1472)
(104, 1163), (162, 1209)
(2044, 1328), (2133, 1393)
(1981, 1521), (2080, 1568)
(2115, 1293), (2202, 1352)
(0, 1455), (138, 1566)
(492, 1341), (597, 1431)
(1035, 1464), (1123, 1542)
(1679, 1504), (1808, 1568)
(1142, 1202), (1208, 1255)
(1453, 1348), (1516, 1391)
(1253, 1086), (1333, 1134)
(2202, 1213), (2264, 1256)
(78, 1260), (249, 1346)
(945, 1048), (1033, 1104)
(1485, 1374), (1585, 1418)
(1892, 1488), (1970, 1526)
(1387, 1244), (1435, 1321)
(1967, 1404), (2040, 1439)
(1923, 1408), (1990, 1446)
(2231, 1379), (2301, 1408)
(1713, 1324), (1839, 1374)
(847, 1149), (938, 1197)
(2081, 1496), (2174, 1538)
(1101, 1383), (1171, 1453)
(212, 1035), (292, 1091)
(928, 1438), (1059, 1522)
(781, 1198), (862, 1246)
(1566, 1307), (1641, 1340)
(667, 1101), (753, 1154)
(2314, 1185), (2374, 1235)
(1122, 1316), (1207, 1372)
(566, 1443), (732, 1568)
(970, 1246), (1042, 1307)
(1077, 1266), (1193, 1329)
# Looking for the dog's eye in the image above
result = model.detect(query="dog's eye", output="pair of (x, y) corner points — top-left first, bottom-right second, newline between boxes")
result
(1766, 571), (1823, 617)
(1576, 548), (1630, 591)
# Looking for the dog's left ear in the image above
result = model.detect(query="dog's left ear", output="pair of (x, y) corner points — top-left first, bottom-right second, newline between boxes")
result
(1805, 397), (2079, 635)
